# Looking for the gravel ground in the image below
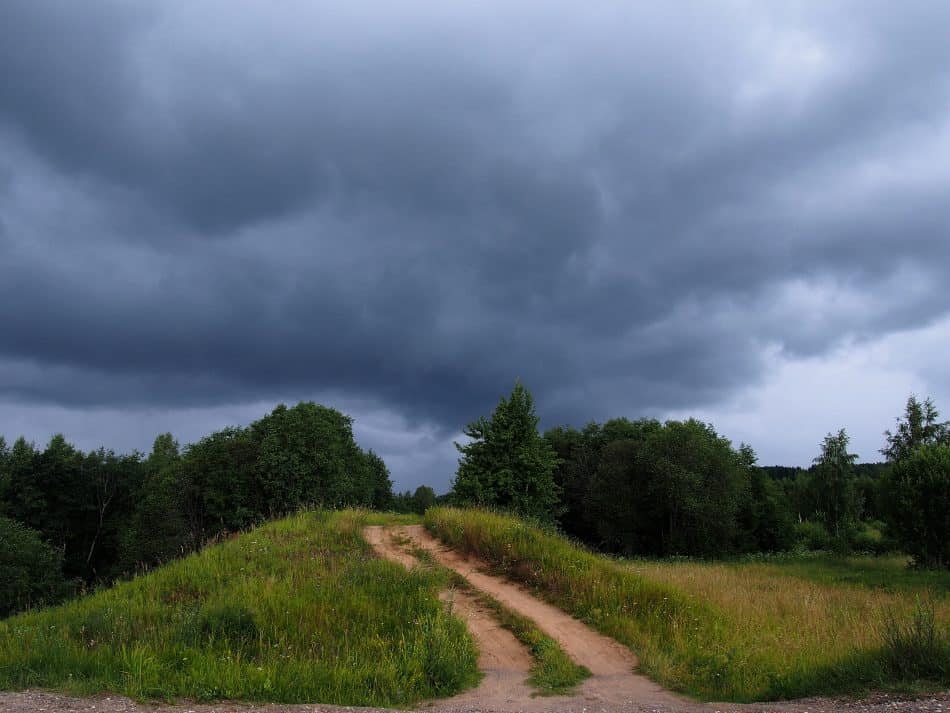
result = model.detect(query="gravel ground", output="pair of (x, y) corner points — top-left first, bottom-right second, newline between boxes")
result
(0, 689), (948, 713)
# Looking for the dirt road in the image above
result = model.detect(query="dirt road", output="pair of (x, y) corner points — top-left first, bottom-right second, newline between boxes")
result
(365, 524), (678, 710)
(363, 525), (537, 708)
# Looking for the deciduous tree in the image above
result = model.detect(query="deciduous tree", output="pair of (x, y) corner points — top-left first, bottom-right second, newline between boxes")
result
(883, 444), (950, 569)
(811, 429), (860, 539)
(881, 395), (950, 463)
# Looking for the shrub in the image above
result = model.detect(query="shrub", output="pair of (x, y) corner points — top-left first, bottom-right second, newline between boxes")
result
(883, 444), (950, 569)
(848, 522), (893, 555)
(794, 520), (832, 551)
(0, 516), (70, 617)
(880, 598), (948, 679)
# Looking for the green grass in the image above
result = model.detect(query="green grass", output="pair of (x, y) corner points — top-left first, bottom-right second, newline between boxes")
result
(411, 548), (590, 696)
(0, 510), (479, 706)
(425, 507), (950, 703)
(731, 553), (950, 595)
(361, 511), (424, 526)
(470, 587), (590, 695)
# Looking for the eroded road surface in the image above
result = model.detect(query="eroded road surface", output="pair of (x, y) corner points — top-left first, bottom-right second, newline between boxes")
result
(363, 525), (537, 708)
(364, 524), (679, 711)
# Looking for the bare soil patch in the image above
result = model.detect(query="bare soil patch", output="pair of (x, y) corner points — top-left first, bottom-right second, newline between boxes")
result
(370, 525), (680, 709)
(364, 524), (536, 709)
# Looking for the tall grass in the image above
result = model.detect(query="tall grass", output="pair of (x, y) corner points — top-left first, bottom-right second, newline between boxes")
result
(729, 553), (950, 595)
(425, 507), (950, 702)
(0, 510), (479, 706)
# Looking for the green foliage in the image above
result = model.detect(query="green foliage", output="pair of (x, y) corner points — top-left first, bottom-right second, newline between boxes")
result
(411, 485), (437, 513)
(250, 402), (384, 512)
(883, 444), (950, 569)
(0, 435), (143, 582)
(847, 521), (895, 556)
(391, 486), (441, 515)
(177, 402), (395, 545)
(811, 429), (861, 540)
(740, 464), (797, 552)
(363, 450), (395, 510)
(585, 419), (758, 557)
(0, 436), (8, 515)
(0, 402), (397, 595)
(0, 516), (70, 617)
(882, 395), (950, 463)
(119, 435), (188, 570)
(547, 421), (796, 557)
(0, 511), (479, 705)
(452, 382), (562, 522)
(794, 521), (832, 551)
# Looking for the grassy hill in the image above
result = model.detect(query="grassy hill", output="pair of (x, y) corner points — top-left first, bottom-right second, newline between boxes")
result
(426, 507), (950, 702)
(0, 510), (478, 706)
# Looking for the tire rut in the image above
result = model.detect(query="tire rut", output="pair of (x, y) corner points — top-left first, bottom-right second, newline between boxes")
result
(363, 525), (537, 709)
(364, 524), (682, 709)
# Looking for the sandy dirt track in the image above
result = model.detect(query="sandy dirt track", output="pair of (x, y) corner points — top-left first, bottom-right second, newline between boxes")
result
(363, 525), (537, 708)
(365, 524), (678, 710)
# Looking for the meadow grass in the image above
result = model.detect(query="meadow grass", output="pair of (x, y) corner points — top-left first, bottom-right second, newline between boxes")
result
(425, 507), (950, 702)
(0, 510), (479, 706)
(730, 553), (950, 595)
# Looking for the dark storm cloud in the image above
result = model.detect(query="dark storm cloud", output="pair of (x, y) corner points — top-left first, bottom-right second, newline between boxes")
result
(2, 0), (950, 447)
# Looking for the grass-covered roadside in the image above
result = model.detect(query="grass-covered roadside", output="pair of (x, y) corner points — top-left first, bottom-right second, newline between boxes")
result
(425, 507), (950, 702)
(0, 510), (479, 706)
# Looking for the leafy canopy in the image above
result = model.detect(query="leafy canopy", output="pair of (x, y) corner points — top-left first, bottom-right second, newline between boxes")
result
(884, 443), (950, 569)
(451, 382), (562, 522)
(881, 395), (950, 463)
(811, 429), (861, 539)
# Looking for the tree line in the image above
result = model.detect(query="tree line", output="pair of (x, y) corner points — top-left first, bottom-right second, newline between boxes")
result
(3, 388), (947, 618)
(451, 385), (949, 569)
(0, 402), (394, 616)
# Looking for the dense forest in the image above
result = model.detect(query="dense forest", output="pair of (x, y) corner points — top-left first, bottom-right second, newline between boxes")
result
(2, 391), (948, 619)
(0, 402), (394, 616)
(450, 385), (949, 567)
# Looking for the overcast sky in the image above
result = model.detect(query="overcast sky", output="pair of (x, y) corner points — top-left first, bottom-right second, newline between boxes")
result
(2, 1), (948, 492)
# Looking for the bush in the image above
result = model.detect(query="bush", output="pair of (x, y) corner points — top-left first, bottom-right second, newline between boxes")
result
(848, 521), (894, 555)
(883, 444), (950, 569)
(794, 520), (832, 551)
(0, 516), (70, 617)
(880, 598), (949, 679)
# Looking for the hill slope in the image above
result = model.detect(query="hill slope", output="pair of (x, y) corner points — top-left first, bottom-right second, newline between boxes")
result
(0, 510), (478, 706)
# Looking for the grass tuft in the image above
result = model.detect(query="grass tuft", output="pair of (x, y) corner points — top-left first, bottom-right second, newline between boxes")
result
(880, 598), (949, 680)
(476, 590), (590, 695)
